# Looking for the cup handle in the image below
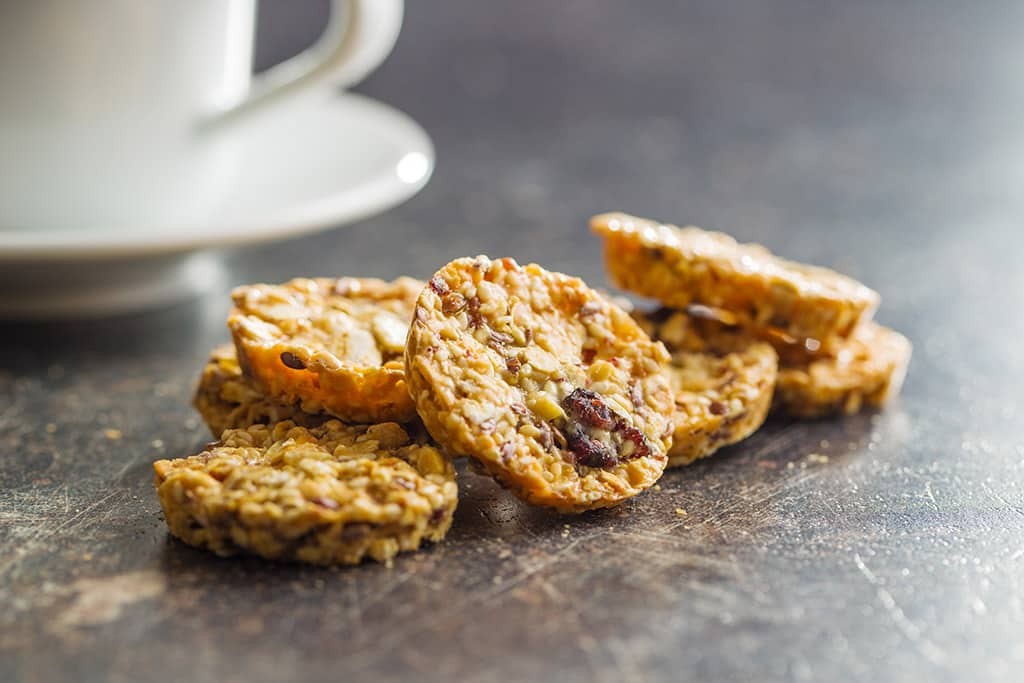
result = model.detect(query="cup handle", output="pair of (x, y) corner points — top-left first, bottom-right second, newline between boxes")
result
(207, 0), (403, 126)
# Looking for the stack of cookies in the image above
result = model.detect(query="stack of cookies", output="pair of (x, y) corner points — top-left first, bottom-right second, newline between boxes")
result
(152, 214), (910, 567)
(591, 212), (912, 466)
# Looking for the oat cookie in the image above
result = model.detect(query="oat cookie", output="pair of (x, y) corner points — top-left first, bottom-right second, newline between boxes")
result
(405, 256), (675, 512)
(229, 277), (424, 424)
(193, 346), (328, 437)
(635, 309), (777, 467)
(685, 303), (840, 364)
(154, 420), (457, 565)
(773, 321), (912, 418)
(591, 212), (880, 342)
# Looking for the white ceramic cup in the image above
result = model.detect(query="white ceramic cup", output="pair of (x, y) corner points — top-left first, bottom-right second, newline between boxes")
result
(0, 0), (403, 232)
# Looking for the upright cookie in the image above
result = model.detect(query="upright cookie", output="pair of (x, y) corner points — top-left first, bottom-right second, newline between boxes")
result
(154, 420), (457, 566)
(193, 345), (328, 437)
(229, 277), (424, 424)
(591, 212), (879, 342)
(405, 256), (674, 513)
(635, 309), (777, 467)
(773, 321), (912, 418)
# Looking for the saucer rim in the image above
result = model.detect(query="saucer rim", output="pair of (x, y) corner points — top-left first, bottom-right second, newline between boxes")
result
(0, 93), (434, 261)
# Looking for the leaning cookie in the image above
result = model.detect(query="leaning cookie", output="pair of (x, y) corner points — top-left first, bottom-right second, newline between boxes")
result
(634, 309), (777, 467)
(405, 256), (675, 513)
(193, 345), (329, 437)
(229, 277), (423, 424)
(591, 212), (879, 342)
(154, 420), (458, 566)
(772, 322), (912, 418)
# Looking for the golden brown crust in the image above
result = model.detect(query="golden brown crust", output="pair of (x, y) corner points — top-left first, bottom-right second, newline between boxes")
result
(773, 322), (912, 418)
(153, 421), (457, 566)
(192, 345), (329, 437)
(405, 256), (674, 513)
(649, 309), (912, 418)
(228, 277), (424, 424)
(634, 309), (777, 466)
(591, 213), (879, 342)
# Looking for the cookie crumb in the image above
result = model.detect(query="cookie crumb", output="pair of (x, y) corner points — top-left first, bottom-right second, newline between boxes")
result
(104, 429), (123, 440)
(151, 439), (164, 449)
(806, 453), (830, 464)
(675, 508), (688, 516)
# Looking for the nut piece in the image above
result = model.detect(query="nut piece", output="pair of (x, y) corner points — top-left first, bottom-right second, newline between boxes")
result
(591, 212), (879, 342)
(773, 321), (912, 418)
(634, 309), (778, 467)
(405, 256), (675, 513)
(192, 345), (329, 437)
(228, 277), (424, 424)
(153, 420), (458, 566)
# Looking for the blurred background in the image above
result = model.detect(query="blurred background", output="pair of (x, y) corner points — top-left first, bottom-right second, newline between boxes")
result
(244, 0), (1021, 299)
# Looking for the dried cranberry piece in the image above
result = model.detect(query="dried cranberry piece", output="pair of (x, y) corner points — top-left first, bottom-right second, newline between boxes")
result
(566, 427), (618, 469)
(441, 292), (466, 315)
(428, 275), (449, 295)
(466, 296), (483, 328)
(562, 388), (616, 430)
(617, 425), (651, 460)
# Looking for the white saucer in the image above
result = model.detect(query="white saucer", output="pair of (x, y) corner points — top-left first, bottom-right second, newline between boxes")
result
(0, 93), (434, 318)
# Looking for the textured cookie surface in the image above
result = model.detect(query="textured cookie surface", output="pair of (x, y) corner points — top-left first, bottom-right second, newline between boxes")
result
(773, 321), (912, 418)
(193, 346), (328, 437)
(229, 277), (423, 424)
(635, 309), (777, 467)
(405, 256), (675, 512)
(592, 212), (879, 342)
(153, 420), (457, 565)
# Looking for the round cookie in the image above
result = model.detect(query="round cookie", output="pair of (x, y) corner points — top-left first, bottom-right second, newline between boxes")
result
(153, 420), (458, 566)
(591, 212), (880, 342)
(773, 321), (912, 418)
(229, 277), (424, 424)
(635, 309), (778, 467)
(405, 256), (675, 513)
(193, 345), (328, 437)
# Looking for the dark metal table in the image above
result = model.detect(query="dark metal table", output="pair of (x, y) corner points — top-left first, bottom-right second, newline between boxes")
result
(3, 2), (1023, 681)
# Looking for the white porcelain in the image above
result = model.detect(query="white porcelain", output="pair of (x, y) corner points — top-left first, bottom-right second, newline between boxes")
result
(0, 0), (403, 234)
(0, 92), (434, 317)
(0, 0), (421, 317)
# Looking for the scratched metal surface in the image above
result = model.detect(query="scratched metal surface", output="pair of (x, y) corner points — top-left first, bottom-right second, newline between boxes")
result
(2, 2), (1024, 681)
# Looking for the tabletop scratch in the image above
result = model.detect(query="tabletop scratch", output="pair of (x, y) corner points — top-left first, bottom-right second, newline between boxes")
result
(853, 553), (946, 666)
(0, 488), (126, 579)
(981, 482), (1024, 518)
